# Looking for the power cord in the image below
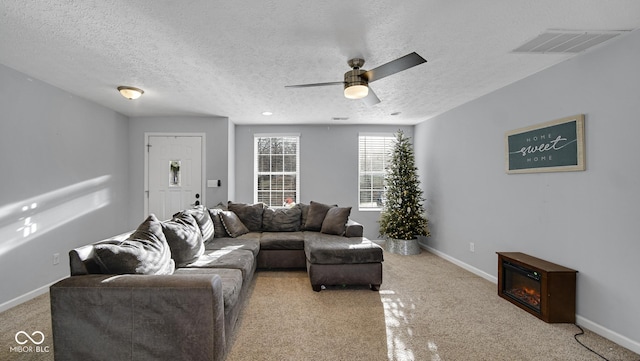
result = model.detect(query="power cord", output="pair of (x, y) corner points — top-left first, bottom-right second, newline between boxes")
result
(574, 324), (610, 361)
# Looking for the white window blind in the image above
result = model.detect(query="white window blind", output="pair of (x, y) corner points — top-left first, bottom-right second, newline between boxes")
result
(358, 134), (394, 210)
(254, 134), (300, 207)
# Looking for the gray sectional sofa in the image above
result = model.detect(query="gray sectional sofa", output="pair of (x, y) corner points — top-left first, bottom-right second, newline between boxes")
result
(50, 201), (383, 361)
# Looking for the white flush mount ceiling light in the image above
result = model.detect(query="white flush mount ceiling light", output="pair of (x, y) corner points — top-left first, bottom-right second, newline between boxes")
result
(117, 86), (144, 100)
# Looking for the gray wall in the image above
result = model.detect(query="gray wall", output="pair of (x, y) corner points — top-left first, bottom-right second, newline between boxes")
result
(128, 116), (231, 229)
(414, 30), (640, 351)
(0, 64), (130, 310)
(234, 124), (413, 239)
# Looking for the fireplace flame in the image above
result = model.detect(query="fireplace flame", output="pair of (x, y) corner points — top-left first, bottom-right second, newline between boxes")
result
(508, 286), (541, 308)
(523, 287), (537, 296)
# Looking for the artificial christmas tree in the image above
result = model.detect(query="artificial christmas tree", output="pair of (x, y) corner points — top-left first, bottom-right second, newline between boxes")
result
(379, 130), (430, 254)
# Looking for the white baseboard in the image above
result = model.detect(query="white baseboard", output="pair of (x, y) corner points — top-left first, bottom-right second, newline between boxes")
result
(0, 277), (65, 313)
(576, 315), (640, 354)
(420, 244), (640, 355)
(421, 244), (497, 283)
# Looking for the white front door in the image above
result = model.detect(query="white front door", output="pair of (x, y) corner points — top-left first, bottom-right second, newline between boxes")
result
(146, 135), (203, 220)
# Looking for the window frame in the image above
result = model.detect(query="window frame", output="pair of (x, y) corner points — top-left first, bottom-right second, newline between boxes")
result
(253, 133), (300, 208)
(358, 133), (394, 211)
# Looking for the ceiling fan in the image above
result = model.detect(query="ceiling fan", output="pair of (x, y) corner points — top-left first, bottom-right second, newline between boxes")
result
(285, 52), (427, 106)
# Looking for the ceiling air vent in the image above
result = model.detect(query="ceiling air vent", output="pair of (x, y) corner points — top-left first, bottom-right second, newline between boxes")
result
(512, 30), (628, 54)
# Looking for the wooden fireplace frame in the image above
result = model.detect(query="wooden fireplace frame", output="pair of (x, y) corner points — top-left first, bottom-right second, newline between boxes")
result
(497, 252), (578, 323)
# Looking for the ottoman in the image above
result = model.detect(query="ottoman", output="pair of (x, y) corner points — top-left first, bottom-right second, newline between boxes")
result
(304, 233), (384, 291)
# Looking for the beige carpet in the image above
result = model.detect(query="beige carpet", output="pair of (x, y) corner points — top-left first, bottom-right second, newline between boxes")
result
(2, 251), (639, 361)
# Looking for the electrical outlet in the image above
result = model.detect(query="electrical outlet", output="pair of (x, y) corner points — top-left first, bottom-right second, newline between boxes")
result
(469, 242), (475, 252)
(53, 253), (60, 265)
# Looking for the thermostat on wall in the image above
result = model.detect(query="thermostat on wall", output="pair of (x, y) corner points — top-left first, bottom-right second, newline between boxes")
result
(207, 180), (221, 188)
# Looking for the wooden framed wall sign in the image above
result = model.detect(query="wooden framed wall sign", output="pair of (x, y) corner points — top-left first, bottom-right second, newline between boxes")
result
(505, 114), (585, 174)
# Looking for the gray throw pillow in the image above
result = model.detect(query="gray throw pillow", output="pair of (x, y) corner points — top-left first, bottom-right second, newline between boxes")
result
(94, 214), (175, 275)
(180, 206), (215, 243)
(321, 207), (352, 236)
(228, 202), (264, 231)
(299, 203), (309, 226)
(303, 201), (336, 231)
(219, 211), (250, 237)
(208, 207), (229, 238)
(161, 212), (204, 267)
(262, 204), (302, 232)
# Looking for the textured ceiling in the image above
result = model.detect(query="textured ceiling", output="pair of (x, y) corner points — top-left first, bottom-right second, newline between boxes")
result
(1, 1), (639, 125)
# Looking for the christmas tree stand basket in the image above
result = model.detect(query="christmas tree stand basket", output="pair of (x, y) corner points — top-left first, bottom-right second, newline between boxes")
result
(385, 238), (421, 255)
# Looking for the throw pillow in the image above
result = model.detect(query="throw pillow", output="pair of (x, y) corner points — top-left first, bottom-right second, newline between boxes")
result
(179, 206), (215, 243)
(161, 212), (205, 267)
(299, 203), (309, 227)
(94, 214), (175, 275)
(208, 207), (229, 238)
(228, 202), (264, 231)
(262, 204), (302, 232)
(321, 207), (352, 236)
(303, 201), (336, 231)
(219, 211), (250, 237)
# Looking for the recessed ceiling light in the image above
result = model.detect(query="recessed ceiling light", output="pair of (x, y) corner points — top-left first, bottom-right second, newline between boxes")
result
(262, 111), (273, 116)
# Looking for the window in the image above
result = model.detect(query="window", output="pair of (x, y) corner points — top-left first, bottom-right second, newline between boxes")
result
(254, 134), (300, 207)
(358, 134), (394, 210)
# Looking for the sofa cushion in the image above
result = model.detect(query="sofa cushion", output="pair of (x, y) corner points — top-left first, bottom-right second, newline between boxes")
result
(187, 249), (255, 283)
(303, 201), (336, 231)
(205, 233), (261, 257)
(94, 214), (175, 275)
(259, 232), (305, 250)
(174, 268), (243, 310)
(161, 212), (205, 267)
(178, 206), (215, 243)
(320, 206), (351, 236)
(219, 211), (250, 237)
(304, 233), (383, 265)
(262, 205), (302, 232)
(228, 202), (264, 232)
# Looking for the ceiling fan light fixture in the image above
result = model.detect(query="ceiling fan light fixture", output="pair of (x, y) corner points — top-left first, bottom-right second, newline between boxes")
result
(344, 84), (369, 99)
(343, 66), (368, 99)
(117, 86), (144, 100)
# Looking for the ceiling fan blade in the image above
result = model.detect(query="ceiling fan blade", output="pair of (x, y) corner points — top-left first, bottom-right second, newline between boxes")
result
(362, 88), (380, 106)
(285, 81), (344, 88)
(363, 52), (427, 83)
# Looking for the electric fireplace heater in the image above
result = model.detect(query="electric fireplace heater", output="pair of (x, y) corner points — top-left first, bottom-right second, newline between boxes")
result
(497, 252), (577, 323)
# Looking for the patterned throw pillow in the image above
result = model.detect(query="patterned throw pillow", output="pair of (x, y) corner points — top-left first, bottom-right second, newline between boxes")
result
(208, 207), (229, 238)
(219, 211), (250, 237)
(94, 214), (175, 275)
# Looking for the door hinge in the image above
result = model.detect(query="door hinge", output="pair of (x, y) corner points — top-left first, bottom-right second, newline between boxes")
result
(146, 143), (152, 152)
